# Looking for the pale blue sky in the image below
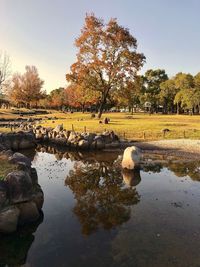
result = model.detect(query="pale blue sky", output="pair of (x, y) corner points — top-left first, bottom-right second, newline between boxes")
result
(1, 0), (200, 92)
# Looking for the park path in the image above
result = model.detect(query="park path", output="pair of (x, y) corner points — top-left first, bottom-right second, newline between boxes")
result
(134, 139), (200, 159)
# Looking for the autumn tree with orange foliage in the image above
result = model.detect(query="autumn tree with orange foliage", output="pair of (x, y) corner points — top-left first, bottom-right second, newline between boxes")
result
(49, 87), (67, 109)
(66, 83), (99, 112)
(66, 14), (145, 118)
(9, 66), (44, 108)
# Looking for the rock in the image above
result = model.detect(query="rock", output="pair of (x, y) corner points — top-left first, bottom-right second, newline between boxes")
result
(5, 170), (33, 203)
(102, 130), (119, 144)
(78, 139), (89, 149)
(35, 132), (43, 140)
(53, 124), (63, 133)
(52, 131), (57, 139)
(9, 152), (31, 168)
(63, 130), (71, 140)
(68, 131), (77, 143)
(95, 137), (105, 149)
(0, 144), (6, 151)
(19, 133), (36, 149)
(0, 132), (36, 150)
(32, 185), (44, 210)
(30, 168), (38, 185)
(85, 133), (96, 144)
(121, 146), (141, 170)
(43, 135), (49, 141)
(0, 206), (20, 233)
(105, 142), (120, 149)
(0, 181), (8, 209)
(18, 201), (40, 225)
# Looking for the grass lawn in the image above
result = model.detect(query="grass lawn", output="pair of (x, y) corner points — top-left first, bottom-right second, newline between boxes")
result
(0, 109), (200, 141)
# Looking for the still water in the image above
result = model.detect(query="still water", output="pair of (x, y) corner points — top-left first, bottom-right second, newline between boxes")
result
(1, 146), (200, 267)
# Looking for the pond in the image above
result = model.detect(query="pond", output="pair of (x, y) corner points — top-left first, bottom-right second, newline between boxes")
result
(0, 146), (200, 267)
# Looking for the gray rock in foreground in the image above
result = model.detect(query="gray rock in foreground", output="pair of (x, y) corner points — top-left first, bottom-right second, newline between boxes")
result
(0, 151), (44, 234)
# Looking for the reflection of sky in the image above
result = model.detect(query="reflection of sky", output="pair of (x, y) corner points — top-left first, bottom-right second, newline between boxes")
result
(112, 169), (200, 267)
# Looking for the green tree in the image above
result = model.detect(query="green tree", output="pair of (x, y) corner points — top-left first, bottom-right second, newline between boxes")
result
(159, 79), (177, 113)
(66, 14), (145, 118)
(142, 69), (168, 112)
(174, 72), (194, 90)
(194, 73), (200, 113)
(174, 73), (195, 114)
(114, 75), (142, 113)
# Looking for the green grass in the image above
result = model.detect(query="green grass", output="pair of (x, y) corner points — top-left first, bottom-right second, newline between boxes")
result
(39, 112), (200, 141)
(0, 109), (200, 141)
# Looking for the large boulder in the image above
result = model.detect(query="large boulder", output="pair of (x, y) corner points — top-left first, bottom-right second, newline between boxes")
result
(91, 136), (105, 150)
(18, 201), (40, 225)
(0, 132), (36, 150)
(0, 206), (20, 233)
(9, 152), (31, 168)
(18, 133), (36, 149)
(0, 181), (9, 209)
(32, 185), (44, 210)
(102, 130), (119, 144)
(30, 167), (38, 185)
(5, 170), (33, 203)
(121, 146), (141, 170)
(78, 139), (89, 150)
(84, 133), (96, 144)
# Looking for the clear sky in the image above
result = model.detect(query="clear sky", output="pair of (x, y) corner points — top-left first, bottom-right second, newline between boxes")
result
(1, 0), (200, 92)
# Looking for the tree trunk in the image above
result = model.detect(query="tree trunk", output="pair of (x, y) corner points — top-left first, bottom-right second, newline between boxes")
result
(98, 100), (105, 118)
(98, 89), (110, 118)
(177, 103), (179, 114)
(131, 106), (134, 115)
(82, 104), (85, 113)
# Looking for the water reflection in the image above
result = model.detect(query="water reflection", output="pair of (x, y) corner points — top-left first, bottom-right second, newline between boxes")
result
(167, 161), (200, 181)
(2, 145), (200, 267)
(0, 212), (43, 267)
(122, 169), (141, 186)
(65, 162), (140, 235)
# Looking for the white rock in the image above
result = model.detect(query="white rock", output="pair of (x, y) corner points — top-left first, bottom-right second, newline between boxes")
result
(121, 146), (141, 169)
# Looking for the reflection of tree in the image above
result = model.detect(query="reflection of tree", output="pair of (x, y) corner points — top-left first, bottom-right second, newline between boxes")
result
(65, 162), (140, 235)
(141, 163), (163, 173)
(167, 161), (200, 181)
(0, 212), (43, 267)
(141, 160), (200, 181)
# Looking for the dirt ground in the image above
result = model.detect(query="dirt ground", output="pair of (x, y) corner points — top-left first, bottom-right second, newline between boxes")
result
(134, 139), (200, 160)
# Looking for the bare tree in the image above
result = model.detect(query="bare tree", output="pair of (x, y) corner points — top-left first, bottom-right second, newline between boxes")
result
(0, 51), (11, 93)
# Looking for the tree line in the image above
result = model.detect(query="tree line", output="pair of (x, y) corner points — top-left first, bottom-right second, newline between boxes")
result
(1, 14), (200, 116)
